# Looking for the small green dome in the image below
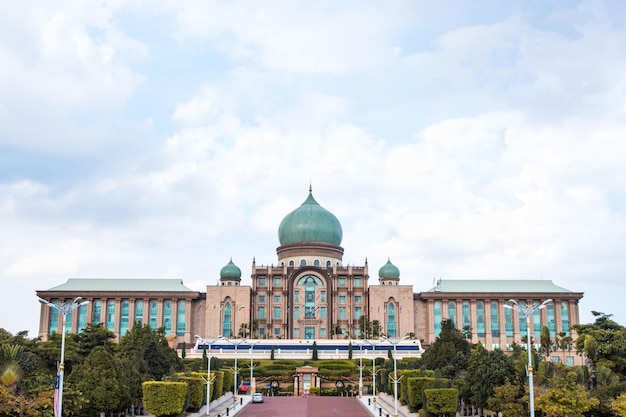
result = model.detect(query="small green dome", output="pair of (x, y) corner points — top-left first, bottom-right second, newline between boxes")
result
(278, 189), (343, 246)
(220, 258), (241, 279)
(379, 258), (400, 278)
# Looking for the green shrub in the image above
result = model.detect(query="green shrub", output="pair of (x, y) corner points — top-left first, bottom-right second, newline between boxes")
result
(142, 381), (188, 416)
(177, 376), (204, 411)
(424, 388), (458, 417)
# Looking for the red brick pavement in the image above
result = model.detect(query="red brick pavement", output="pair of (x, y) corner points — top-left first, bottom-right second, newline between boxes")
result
(236, 396), (372, 417)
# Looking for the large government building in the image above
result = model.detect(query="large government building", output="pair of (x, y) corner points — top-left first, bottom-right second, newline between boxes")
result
(37, 188), (584, 363)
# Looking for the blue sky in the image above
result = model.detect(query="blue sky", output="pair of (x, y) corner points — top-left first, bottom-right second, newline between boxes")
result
(1, 0), (626, 336)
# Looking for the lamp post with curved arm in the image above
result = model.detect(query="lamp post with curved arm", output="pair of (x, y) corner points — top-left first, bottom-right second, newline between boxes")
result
(364, 339), (379, 400)
(195, 335), (224, 417)
(382, 335), (409, 417)
(504, 299), (552, 417)
(248, 341), (260, 395)
(227, 338), (248, 404)
(39, 296), (89, 417)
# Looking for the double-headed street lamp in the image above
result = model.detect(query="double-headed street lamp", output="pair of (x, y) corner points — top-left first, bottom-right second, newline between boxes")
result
(364, 339), (379, 400)
(248, 341), (260, 395)
(382, 335), (409, 417)
(504, 299), (552, 417)
(39, 296), (89, 417)
(195, 335), (225, 417)
(356, 341), (365, 398)
(227, 338), (248, 402)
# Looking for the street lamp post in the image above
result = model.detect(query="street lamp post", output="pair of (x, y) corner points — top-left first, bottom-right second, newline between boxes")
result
(364, 339), (379, 400)
(195, 335), (224, 417)
(248, 341), (260, 395)
(504, 299), (552, 417)
(228, 338), (247, 403)
(382, 335), (409, 417)
(357, 341), (364, 398)
(39, 297), (89, 417)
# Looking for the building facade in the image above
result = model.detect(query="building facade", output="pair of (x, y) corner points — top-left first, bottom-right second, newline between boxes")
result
(37, 188), (584, 364)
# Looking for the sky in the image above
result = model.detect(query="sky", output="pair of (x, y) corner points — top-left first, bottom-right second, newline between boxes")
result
(1, 0), (626, 337)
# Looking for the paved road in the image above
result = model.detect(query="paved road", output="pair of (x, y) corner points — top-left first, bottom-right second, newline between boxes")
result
(237, 397), (371, 417)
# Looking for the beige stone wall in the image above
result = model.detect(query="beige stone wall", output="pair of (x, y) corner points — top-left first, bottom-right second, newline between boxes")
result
(368, 285), (415, 338)
(205, 285), (252, 338)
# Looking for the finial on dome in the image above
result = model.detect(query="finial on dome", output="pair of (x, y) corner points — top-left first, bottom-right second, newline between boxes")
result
(309, 182), (312, 193)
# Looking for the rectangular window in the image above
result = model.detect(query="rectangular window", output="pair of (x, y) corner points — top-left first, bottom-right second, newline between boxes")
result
(354, 278), (362, 287)
(551, 356), (560, 364)
(273, 306), (281, 319)
(320, 328), (326, 336)
(355, 295), (362, 303)
(258, 277), (266, 286)
(354, 306), (362, 319)
(339, 295), (346, 303)
(258, 295), (266, 303)
(491, 343), (500, 350)
(294, 306), (300, 319)
(294, 291), (300, 302)
(273, 277), (282, 286)
(273, 295), (281, 303)
(566, 356), (574, 366)
(320, 291), (326, 302)
(338, 277), (346, 286)
(293, 328), (300, 336)
(274, 327), (281, 335)
(259, 328), (265, 335)
(258, 306), (266, 319)
(320, 307), (327, 319)
(339, 307), (346, 319)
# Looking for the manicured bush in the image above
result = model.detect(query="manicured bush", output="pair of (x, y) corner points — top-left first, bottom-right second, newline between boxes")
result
(407, 377), (435, 410)
(178, 376), (204, 411)
(142, 381), (188, 416)
(424, 388), (458, 417)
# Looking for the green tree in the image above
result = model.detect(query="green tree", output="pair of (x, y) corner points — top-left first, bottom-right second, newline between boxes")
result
(72, 323), (116, 356)
(312, 341), (318, 360)
(535, 364), (599, 417)
(358, 315), (372, 339)
(70, 346), (130, 416)
(0, 344), (35, 388)
(611, 393), (626, 417)
(574, 311), (626, 378)
(421, 319), (471, 379)
(372, 320), (381, 338)
(539, 325), (552, 359)
(462, 343), (516, 410)
(486, 381), (524, 416)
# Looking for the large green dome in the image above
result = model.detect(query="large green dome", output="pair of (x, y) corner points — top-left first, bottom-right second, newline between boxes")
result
(379, 258), (400, 278)
(220, 258), (241, 279)
(278, 190), (343, 246)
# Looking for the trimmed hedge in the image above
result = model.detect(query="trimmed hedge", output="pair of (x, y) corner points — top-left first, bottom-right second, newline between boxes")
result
(424, 388), (458, 416)
(143, 381), (188, 417)
(177, 376), (204, 411)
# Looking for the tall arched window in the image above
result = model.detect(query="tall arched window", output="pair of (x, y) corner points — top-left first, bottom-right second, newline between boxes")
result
(518, 301), (527, 334)
(433, 301), (442, 337)
(48, 300), (59, 334)
(176, 301), (186, 336)
(135, 300), (143, 325)
(561, 302), (570, 337)
(163, 301), (172, 336)
(546, 303), (556, 338)
(120, 300), (129, 336)
(78, 303), (87, 332)
(387, 303), (397, 337)
(505, 306), (514, 337)
(462, 301), (471, 330)
(223, 303), (232, 337)
(65, 300), (73, 333)
(533, 301), (541, 341)
(149, 300), (157, 329)
(448, 302), (456, 328)
(490, 302), (499, 337)
(92, 300), (101, 325)
(476, 302), (485, 337)
(106, 300), (115, 332)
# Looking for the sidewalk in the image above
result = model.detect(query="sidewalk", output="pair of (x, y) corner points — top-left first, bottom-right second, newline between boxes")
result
(358, 393), (412, 417)
(187, 393), (252, 417)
